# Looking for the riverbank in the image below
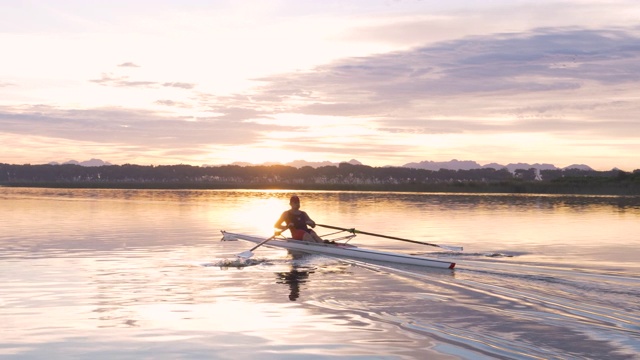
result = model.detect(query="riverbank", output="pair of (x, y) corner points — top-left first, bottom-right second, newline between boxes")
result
(2, 179), (639, 195)
(2, 162), (638, 195)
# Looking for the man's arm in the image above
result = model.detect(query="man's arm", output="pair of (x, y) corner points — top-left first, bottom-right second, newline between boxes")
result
(274, 211), (289, 230)
(302, 211), (316, 228)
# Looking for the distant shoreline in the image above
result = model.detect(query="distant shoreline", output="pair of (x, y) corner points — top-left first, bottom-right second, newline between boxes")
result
(2, 162), (638, 195)
(2, 181), (639, 196)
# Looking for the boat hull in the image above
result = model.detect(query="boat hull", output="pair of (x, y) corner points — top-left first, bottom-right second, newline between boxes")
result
(222, 231), (455, 269)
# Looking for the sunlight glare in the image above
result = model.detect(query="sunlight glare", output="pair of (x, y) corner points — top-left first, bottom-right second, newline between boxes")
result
(244, 196), (288, 233)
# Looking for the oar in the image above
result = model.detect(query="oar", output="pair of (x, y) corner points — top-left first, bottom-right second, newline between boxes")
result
(237, 231), (281, 259)
(316, 224), (463, 252)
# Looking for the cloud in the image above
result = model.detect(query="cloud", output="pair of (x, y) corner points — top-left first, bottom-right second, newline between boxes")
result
(90, 74), (195, 89)
(162, 82), (195, 89)
(118, 62), (140, 67)
(111, 26), (636, 162)
(257, 27), (640, 101)
(240, 27), (640, 136)
(155, 99), (190, 107)
(90, 73), (156, 88)
(0, 105), (279, 149)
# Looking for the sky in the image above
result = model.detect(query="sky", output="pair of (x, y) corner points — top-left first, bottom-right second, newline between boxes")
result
(1, 0), (639, 171)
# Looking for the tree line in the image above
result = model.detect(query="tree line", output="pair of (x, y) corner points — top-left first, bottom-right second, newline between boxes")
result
(1, 162), (639, 195)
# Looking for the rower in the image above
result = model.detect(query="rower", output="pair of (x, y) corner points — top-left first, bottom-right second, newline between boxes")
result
(274, 195), (324, 243)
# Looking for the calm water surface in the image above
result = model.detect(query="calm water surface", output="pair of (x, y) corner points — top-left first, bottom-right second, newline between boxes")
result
(1, 188), (639, 359)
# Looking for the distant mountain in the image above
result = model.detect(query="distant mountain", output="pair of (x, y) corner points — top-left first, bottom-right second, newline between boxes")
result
(482, 162), (506, 169)
(217, 159), (363, 169)
(563, 164), (594, 171)
(227, 161), (279, 167)
(46, 158), (599, 172)
(403, 159), (483, 171)
(402, 160), (580, 172)
(403, 159), (558, 172)
(49, 158), (112, 167)
(288, 159), (362, 168)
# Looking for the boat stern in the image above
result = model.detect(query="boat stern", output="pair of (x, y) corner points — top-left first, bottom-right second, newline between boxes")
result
(220, 231), (238, 241)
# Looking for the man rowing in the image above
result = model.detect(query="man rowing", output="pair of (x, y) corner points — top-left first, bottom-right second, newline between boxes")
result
(275, 195), (324, 243)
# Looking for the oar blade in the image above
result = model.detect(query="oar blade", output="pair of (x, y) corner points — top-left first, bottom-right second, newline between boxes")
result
(237, 250), (254, 259)
(439, 245), (463, 252)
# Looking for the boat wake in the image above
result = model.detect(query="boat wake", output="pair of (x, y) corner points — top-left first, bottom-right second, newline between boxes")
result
(201, 254), (318, 269)
(413, 250), (523, 258)
(201, 257), (267, 269)
(306, 257), (640, 359)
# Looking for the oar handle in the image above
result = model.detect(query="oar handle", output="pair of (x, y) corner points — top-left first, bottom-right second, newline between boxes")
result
(316, 224), (462, 251)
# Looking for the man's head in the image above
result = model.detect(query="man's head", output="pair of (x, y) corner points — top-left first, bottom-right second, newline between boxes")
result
(289, 195), (300, 209)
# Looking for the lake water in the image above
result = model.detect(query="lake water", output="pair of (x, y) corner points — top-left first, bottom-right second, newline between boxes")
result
(1, 187), (639, 359)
